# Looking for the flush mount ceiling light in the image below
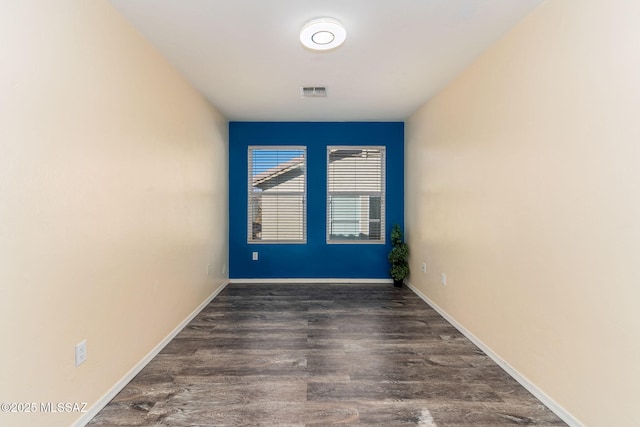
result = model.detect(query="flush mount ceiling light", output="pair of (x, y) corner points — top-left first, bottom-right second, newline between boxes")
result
(300, 17), (346, 51)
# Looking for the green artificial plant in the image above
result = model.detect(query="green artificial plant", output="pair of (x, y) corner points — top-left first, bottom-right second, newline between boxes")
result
(388, 224), (409, 286)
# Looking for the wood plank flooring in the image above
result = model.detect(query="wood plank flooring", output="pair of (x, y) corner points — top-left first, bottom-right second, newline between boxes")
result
(88, 283), (567, 426)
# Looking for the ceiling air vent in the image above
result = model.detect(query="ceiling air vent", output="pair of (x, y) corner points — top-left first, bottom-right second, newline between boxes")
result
(300, 86), (327, 98)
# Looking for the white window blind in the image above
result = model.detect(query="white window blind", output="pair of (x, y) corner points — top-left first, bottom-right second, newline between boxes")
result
(248, 147), (306, 243)
(327, 147), (385, 243)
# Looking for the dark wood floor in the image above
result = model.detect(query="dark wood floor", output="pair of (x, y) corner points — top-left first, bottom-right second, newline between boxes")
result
(88, 283), (566, 426)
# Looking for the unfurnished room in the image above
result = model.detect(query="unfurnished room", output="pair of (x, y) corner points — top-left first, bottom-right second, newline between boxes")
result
(1, 1), (639, 426)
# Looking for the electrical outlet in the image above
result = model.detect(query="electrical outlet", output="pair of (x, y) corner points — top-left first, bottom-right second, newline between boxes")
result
(421, 262), (427, 274)
(441, 273), (447, 286)
(252, 252), (258, 261)
(222, 263), (226, 275)
(207, 263), (212, 276)
(75, 340), (87, 367)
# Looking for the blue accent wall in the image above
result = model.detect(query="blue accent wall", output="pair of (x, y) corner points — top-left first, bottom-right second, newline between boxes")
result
(229, 122), (404, 279)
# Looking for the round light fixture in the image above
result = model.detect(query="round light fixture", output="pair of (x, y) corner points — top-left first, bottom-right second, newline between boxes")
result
(300, 17), (346, 51)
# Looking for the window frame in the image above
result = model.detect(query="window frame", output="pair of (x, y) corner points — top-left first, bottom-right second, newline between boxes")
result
(247, 146), (307, 244)
(326, 146), (386, 244)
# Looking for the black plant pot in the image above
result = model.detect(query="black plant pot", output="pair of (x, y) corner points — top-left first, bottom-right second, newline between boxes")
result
(393, 279), (403, 288)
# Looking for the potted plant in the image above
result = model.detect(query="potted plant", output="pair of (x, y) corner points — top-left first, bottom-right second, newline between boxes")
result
(388, 224), (409, 287)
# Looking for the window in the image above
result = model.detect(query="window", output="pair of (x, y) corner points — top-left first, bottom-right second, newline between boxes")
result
(327, 147), (385, 243)
(248, 147), (306, 243)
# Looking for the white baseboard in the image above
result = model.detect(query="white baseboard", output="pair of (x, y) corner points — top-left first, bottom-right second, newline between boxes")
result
(230, 278), (393, 284)
(405, 281), (582, 427)
(73, 280), (229, 427)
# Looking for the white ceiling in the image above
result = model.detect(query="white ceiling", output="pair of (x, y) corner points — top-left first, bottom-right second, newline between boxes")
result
(108, 0), (544, 122)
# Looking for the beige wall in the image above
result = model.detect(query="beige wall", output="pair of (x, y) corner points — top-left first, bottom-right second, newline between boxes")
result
(0, 1), (228, 426)
(406, 0), (640, 425)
